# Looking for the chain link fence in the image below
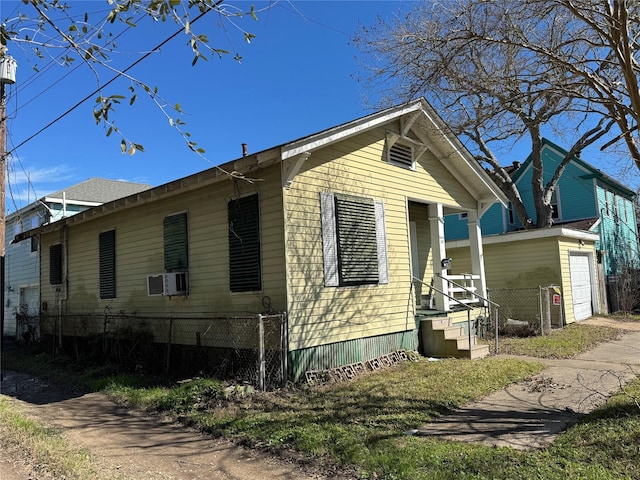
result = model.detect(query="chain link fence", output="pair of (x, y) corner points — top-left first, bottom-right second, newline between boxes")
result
(35, 311), (287, 390)
(487, 286), (563, 349)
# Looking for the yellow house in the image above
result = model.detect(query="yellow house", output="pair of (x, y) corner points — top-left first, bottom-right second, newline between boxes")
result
(17, 99), (507, 381)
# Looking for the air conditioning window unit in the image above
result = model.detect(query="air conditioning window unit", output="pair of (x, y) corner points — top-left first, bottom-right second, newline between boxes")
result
(164, 271), (188, 296)
(147, 274), (164, 296)
(147, 272), (188, 296)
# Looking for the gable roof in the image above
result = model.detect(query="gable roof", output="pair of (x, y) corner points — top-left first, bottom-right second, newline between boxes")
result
(14, 98), (507, 242)
(512, 138), (635, 198)
(44, 178), (152, 204)
(279, 98), (508, 209)
(7, 178), (151, 222)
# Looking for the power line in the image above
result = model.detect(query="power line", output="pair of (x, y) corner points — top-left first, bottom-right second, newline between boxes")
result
(7, 3), (218, 157)
(4, 5), (144, 212)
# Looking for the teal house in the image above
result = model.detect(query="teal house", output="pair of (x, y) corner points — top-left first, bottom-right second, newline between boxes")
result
(445, 139), (639, 281)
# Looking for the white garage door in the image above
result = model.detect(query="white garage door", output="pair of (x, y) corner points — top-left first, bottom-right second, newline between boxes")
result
(569, 254), (593, 321)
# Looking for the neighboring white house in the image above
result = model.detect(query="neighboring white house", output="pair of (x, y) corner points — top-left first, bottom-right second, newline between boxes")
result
(4, 178), (151, 338)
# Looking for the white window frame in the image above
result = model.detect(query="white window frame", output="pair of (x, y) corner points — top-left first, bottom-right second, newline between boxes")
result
(321, 192), (389, 287)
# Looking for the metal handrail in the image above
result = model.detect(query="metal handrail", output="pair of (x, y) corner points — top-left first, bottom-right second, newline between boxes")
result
(435, 273), (501, 354)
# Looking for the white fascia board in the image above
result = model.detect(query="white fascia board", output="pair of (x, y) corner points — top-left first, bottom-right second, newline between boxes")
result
(447, 227), (599, 249)
(418, 105), (508, 208)
(43, 197), (103, 207)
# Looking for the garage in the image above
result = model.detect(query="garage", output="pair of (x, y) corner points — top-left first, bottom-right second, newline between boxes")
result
(569, 253), (593, 321)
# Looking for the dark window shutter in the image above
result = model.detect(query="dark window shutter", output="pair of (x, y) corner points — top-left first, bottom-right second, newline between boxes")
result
(228, 194), (261, 292)
(49, 244), (63, 285)
(164, 213), (188, 271)
(335, 194), (379, 285)
(99, 230), (116, 299)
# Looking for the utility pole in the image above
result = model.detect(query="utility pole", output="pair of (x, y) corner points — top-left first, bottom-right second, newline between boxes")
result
(0, 49), (17, 383)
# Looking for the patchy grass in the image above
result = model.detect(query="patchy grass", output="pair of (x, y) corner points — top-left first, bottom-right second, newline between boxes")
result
(0, 397), (105, 479)
(3, 324), (640, 479)
(102, 355), (640, 479)
(107, 357), (547, 477)
(494, 324), (622, 358)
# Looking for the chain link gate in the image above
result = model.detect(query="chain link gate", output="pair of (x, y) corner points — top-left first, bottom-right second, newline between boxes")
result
(488, 286), (563, 352)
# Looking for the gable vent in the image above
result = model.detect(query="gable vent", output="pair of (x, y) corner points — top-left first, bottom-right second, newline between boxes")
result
(388, 142), (414, 169)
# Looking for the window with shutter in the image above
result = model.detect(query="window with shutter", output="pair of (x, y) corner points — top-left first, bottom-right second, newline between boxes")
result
(321, 192), (388, 287)
(164, 213), (189, 271)
(228, 193), (261, 292)
(50, 244), (63, 285)
(99, 229), (116, 299)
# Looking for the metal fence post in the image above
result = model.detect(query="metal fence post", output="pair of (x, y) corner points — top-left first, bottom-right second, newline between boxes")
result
(494, 305), (499, 354)
(258, 314), (265, 391)
(467, 309), (472, 359)
(281, 312), (288, 387)
(538, 286), (544, 335)
(544, 287), (551, 334)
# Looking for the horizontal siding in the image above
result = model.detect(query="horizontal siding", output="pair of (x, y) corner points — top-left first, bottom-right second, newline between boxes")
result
(4, 215), (40, 336)
(445, 202), (505, 240)
(40, 163), (286, 323)
(558, 238), (576, 324)
(596, 183), (639, 275)
(284, 126), (477, 350)
(556, 165), (596, 221)
(448, 236), (562, 289)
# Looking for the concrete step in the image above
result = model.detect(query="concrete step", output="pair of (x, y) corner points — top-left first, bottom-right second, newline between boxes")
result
(419, 316), (489, 359)
(457, 343), (490, 359)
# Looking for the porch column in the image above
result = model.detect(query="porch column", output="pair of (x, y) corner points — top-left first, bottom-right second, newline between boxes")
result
(467, 210), (488, 304)
(429, 203), (450, 311)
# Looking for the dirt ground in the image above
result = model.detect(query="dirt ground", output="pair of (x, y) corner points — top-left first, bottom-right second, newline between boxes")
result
(0, 369), (344, 480)
(581, 315), (640, 331)
(0, 316), (636, 479)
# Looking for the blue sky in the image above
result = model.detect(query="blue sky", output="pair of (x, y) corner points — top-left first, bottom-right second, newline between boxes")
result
(0, 0), (636, 214)
(2, 0), (416, 212)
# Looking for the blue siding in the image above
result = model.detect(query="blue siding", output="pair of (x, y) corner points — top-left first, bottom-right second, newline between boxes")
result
(596, 183), (640, 275)
(444, 212), (470, 240)
(444, 203), (505, 239)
